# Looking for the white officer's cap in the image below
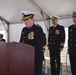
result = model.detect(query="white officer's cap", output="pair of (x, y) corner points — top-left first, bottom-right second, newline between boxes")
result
(50, 15), (59, 20)
(20, 11), (35, 21)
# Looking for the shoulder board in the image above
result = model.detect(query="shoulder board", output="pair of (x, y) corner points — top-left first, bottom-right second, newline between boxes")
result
(36, 24), (41, 28)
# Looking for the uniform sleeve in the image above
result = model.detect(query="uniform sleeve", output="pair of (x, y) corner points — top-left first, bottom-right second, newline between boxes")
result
(19, 28), (24, 43)
(42, 33), (46, 50)
(60, 26), (65, 48)
(68, 27), (70, 51)
(44, 33), (46, 45)
(48, 28), (50, 47)
(35, 27), (44, 50)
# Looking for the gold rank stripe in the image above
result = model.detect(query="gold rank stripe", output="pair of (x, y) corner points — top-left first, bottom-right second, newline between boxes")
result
(60, 43), (64, 46)
(22, 15), (32, 21)
(72, 14), (76, 17)
(43, 45), (46, 49)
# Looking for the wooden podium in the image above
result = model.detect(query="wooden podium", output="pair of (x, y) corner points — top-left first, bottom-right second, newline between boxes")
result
(0, 42), (34, 75)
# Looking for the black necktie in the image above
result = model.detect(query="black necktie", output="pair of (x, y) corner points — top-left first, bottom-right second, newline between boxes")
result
(53, 26), (55, 29)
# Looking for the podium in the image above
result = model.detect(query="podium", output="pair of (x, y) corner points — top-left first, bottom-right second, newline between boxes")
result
(0, 42), (34, 75)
